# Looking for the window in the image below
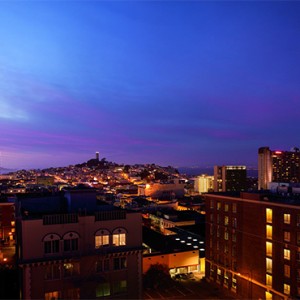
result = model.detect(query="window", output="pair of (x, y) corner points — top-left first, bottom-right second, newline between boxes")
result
(63, 262), (80, 278)
(217, 214), (220, 224)
(284, 284), (290, 295)
(297, 232), (300, 245)
(112, 228), (126, 246)
(112, 280), (127, 295)
(284, 265), (290, 278)
(45, 264), (61, 280)
(43, 234), (60, 254)
(266, 258), (272, 273)
(224, 230), (229, 240)
(232, 218), (237, 228)
(266, 208), (272, 223)
(266, 274), (272, 287)
(113, 257), (127, 270)
(232, 232), (236, 242)
(217, 202), (221, 210)
(224, 216), (229, 226)
(96, 283), (110, 297)
(63, 232), (79, 252)
(63, 288), (80, 300)
(284, 214), (291, 224)
(232, 203), (237, 213)
(96, 259), (110, 272)
(224, 203), (229, 212)
(45, 291), (60, 300)
(265, 291), (272, 300)
(284, 231), (290, 242)
(266, 225), (272, 239)
(210, 214), (213, 222)
(95, 229), (110, 248)
(210, 200), (214, 209)
(284, 249), (290, 260)
(266, 242), (272, 257)
(232, 275), (237, 290)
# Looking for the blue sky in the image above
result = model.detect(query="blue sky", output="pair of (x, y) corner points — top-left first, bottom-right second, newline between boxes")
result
(1, 1), (300, 169)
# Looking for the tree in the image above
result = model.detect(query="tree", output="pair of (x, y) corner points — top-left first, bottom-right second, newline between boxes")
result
(143, 263), (173, 289)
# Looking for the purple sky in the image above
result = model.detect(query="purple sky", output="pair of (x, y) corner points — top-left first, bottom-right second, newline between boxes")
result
(1, 1), (300, 170)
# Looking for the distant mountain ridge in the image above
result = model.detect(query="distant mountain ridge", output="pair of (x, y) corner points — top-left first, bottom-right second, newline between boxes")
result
(0, 167), (16, 174)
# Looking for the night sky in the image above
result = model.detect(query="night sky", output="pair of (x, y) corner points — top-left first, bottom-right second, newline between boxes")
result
(1, 1), (300, 170)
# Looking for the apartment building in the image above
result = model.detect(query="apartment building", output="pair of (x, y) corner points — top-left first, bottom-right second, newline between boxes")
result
(16, 190), (143, 299)
(205, 192), (300, 300)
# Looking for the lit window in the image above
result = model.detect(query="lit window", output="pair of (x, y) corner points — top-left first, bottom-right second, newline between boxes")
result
(63, 262), (80, 278)
(266, 242), (272, 257)
(45, 291), (60, 300)
(284, 249), (290, 260)
(112, 228), (126, 246)
(266, 208), (272, 223)
(284, 214), (291, 224)
(232, 275), (237, 290)
(265, 291), (272, 300)
(224, 230), (229, 240)
(284, 231), (290, 242)
(95, 229), (110, 248)
(217, 202), (221, 210)
(43, 234), (60, 254)
(232, 203), (237, 213)
(266, 274), (272, 287)
(266, 258), (272, 273)
(284, 265), (290, 278)
(284, 284), (290, 295)
(96, 282), (110, 297)
(224, 203), (229, 212)
(266, 225), (272, 239)
(224, 216), (229, 226)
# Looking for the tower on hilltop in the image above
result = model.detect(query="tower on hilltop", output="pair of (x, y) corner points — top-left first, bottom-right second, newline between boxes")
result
(95, 151), (99, 161)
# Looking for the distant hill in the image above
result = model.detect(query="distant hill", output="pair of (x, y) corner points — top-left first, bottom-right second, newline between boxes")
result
(0, 167), (16, 174)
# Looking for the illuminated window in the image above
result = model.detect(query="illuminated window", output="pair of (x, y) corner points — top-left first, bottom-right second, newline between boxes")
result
(266, 242), (272, 257)
(284, 231), (290, 242)
(266, 274), (272, 287)
(224, 230), (229, 240)
(217, 202), (221, 210)
(96, 282), (110, 297)
(45, 291), (60, 300)
(112, 228), (126, 246)
(284, 214), (291, 224)
(43, 234), (60, 254)
(266, 258), (272, 273)
(284, 284), (290, 295)
(95, 229), (110, 248)
(224, 216), (229, 226)
(265, 291), (272, 300)
(232, 203), (237, 213)
(284, 265), (290, 278)
(266, 225), (272, 239)
(224, 203), (229, 212)
(266, 208), (272, 223)
(232, 275), (237, 290)
(63, 262), (80, 278)
(284, 249), (290, 260)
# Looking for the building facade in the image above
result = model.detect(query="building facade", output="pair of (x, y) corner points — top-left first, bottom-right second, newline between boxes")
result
(213, 166), (247, 192)
(194, 175), (214, 194)
(258, 147), (300, 190)
(205, 192), (300, 300)
(16, 192), (143, 299)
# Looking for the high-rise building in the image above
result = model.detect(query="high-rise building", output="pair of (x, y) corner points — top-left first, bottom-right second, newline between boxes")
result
(205, 191), (300, 299)
(258, 147), (300, 190)
(16, 190), (143, 299)
(194, 174), (214, 194)
(213, 166), (247, 192)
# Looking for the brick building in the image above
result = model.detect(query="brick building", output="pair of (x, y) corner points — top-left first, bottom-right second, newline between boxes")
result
(205, 192), (300, 300)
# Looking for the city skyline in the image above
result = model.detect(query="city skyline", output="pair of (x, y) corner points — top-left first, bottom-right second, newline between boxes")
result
(1, 1), (300, 169)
